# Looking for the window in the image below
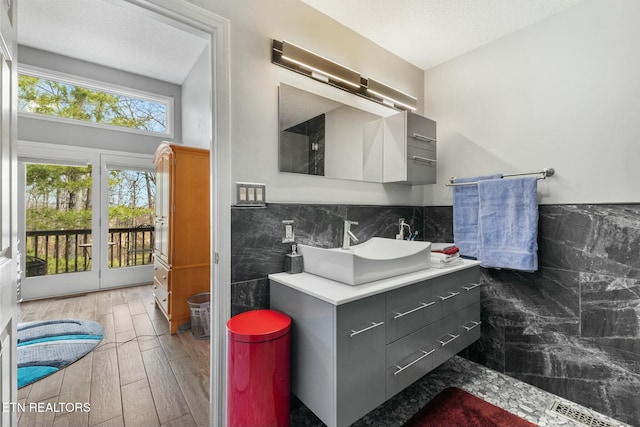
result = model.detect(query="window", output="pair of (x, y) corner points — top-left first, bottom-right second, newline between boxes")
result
(18, 67), (172, 136)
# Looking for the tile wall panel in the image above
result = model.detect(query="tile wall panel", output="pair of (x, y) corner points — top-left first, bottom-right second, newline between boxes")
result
(424, 204), (640, 426)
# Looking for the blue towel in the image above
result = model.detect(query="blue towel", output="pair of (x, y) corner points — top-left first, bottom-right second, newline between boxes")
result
(453, 174), (502, 258)
(477, 177), (538, 271)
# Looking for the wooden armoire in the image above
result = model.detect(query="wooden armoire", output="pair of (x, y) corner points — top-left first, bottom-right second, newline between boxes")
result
(153, 142), (210, 334)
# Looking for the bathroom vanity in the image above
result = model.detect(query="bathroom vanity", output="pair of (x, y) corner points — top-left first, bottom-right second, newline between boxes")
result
(269, 260), (481, 427)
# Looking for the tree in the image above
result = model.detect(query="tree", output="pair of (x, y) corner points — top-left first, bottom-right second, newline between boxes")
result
(25, 164), (93, 230)
(18, 74), (167, 133)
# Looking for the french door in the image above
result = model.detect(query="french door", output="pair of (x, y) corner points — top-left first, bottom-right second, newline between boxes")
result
(100, 154), (156, 288)
(18, 143), (154, 299)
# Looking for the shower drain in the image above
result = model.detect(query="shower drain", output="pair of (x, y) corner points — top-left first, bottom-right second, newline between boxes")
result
(550, 400), (612, 427)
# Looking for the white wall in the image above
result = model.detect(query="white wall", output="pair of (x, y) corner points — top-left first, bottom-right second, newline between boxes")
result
(190, 0), (426, 206)
(424, 0), (640, 205)
(182, 47), (211, 149)
(17, 46), (181, 155)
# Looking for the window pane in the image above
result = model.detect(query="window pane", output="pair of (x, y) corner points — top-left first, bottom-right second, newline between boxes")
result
(25, 163), (93, 275)
(107, 169), (155, 269)
(18, 73), (169, 134)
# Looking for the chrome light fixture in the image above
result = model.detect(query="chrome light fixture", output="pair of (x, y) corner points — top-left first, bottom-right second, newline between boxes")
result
(365, 78), (417, 111)
(272, 39), (417, 112)
(272, 40), (362, 91)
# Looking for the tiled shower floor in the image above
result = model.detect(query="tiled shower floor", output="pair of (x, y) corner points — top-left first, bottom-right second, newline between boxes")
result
(290, 356), (631, 427)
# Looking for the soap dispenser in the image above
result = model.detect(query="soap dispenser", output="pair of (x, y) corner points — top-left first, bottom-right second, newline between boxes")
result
(284, 244), (304, 274)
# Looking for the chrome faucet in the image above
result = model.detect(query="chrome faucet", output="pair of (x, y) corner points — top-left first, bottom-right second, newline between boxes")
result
(398, 218), (411, 240)
(342, 220), (359, 249)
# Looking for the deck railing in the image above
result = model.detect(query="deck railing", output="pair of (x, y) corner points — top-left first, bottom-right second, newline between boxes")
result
(25, 225), (154, 276)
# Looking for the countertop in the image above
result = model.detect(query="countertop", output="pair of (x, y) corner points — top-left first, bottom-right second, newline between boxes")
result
(269, 259), (481, 305)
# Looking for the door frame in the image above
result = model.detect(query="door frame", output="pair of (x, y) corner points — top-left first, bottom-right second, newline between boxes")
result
(10, 1), (231, 424)
(119, 1), (232, 426)
(0, 2), (18, 425)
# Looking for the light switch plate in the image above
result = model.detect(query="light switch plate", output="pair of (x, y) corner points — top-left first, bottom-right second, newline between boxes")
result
(235, 182), (266, 206)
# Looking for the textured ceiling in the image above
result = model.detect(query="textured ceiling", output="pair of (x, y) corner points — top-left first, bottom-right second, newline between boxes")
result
(18, 0), (209, 85)
(302, 0), (586, 70)
(17, 1), (587, 84)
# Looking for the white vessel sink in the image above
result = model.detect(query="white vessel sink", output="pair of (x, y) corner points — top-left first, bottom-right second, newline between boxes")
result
(297, 237), (431, 285)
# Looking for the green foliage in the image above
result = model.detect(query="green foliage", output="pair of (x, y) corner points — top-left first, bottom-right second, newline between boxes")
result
(26, 207), (92, 231)
(18, 73), (167, 133)
(108, 206), (154, 226)
(25, 165), (156, 275)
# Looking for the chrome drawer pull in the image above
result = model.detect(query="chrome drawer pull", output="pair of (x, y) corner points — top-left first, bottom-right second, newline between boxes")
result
(463, 321), (482, 331)
(463, 283), (481, 291)
(438, 334), (460, 346)
(393, 301), (435, 319)
(393, 349), (435, 375)
(412, 133), (436, 143)
(438, 291), (460, 301)
(412, 156), (437, 165)
(350, 321), (384, 337)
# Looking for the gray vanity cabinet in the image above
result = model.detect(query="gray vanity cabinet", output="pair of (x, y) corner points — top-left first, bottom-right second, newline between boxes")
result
(270, 284), (387, 427)
(336, 295), (387, 425)
(270, 265), (480, 427)
(383, 111), (437, 185)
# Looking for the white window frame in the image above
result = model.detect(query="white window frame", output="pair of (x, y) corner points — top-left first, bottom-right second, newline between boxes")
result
(17, 64), (174, 138)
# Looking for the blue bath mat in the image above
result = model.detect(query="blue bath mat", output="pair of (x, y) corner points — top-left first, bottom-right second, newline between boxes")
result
(17, 319), (104, 388)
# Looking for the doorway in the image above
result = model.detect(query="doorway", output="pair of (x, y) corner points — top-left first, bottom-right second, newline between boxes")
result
(12, 1), (231, 426)
(17, 146), (155, 300)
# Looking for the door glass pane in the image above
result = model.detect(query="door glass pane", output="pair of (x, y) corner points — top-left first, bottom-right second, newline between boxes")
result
(25, 163), (93, 275)
(107, 168), (155, 269)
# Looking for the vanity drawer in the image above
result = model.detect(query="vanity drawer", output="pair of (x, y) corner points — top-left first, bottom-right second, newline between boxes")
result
(432, 312), (462, 369)
(407, 138), (436, 162)
(432, 275), (463, 321)
(407, 142), (437, 176)
(406, 112), (436, 143)
(459, 302), (481, 348)
(386, 280), (435, 344)
(407, 157), (436, 183)
(386, 322), (439, 398)
(457, 267), (481, 308)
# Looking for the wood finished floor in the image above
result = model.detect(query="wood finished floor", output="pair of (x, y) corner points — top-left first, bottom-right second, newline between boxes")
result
(17, 284), (210, 427)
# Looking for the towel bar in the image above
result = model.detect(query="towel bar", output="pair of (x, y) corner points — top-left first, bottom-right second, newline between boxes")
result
(446, 168), (554, 187)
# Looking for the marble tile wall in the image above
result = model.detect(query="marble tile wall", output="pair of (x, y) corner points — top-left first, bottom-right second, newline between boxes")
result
(423, 204), (640, 427)
(230, 203), (423, 315)
(230, 202), (640, 425)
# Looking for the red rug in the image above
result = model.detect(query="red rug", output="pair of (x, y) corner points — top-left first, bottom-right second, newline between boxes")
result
(403, 387), (539, 427)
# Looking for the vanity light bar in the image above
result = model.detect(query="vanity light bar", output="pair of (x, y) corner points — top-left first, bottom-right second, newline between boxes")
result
(274, 40), (361, 89)
(366, 78), (418, 111)
(272, 39), (418, 112)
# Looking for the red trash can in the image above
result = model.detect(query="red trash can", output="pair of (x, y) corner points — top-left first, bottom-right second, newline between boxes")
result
(227, 309), (291, 427)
